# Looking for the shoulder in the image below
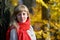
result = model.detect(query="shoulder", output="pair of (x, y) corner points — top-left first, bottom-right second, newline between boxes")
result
(27, 25), (34, 33)
(30, 25), (34, 30)
(27, 25), (36, 40)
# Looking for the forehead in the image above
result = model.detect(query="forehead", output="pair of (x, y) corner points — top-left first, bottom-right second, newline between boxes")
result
(19, 10), (28, 13)
(15, 6), (28, 13)
(19, 10), (28, 12)
(17, 10), (28, 14)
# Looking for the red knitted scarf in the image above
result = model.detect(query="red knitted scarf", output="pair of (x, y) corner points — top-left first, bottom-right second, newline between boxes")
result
(17, 18), (31, 40)
(6, 18), (31, 40)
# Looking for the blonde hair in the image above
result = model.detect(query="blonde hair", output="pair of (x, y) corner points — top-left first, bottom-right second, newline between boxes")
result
(14, 5), (29, 16)
(10, 5), (30, 27)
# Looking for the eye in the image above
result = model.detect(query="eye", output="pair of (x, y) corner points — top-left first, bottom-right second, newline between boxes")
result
(23, 13), (25, 15)
(17, 13), (21, 16)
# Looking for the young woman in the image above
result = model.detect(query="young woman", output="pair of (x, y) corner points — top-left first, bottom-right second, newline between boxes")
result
(6, 5), (36, 40)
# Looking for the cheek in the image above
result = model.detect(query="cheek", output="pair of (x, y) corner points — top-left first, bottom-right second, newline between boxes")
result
(17, 16), (20, 19)
(16, 16), (21, 21)
(23, 16), (27, 20)
(24, 15), (28, 19)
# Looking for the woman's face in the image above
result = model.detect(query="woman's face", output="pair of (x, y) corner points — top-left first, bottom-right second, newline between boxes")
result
(16, 11), (28, 23)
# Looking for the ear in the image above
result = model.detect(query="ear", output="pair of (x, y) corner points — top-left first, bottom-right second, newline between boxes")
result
(27, 14), (29, 18)
(27, 15), (29, 17)
(27, 16), (29, 19)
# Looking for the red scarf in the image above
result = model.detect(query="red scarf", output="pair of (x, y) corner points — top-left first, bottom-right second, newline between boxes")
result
(6, 18), (31, 40)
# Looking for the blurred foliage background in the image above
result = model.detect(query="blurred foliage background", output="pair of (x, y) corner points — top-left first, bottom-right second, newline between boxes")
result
(0, 0), (60, 40)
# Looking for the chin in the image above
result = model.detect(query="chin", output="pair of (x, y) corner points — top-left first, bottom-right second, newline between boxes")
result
(20, 21), (26, 23)
(19, 20), (26, 23)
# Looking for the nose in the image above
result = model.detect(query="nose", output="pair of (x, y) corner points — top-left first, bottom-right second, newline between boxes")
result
(20, 14), (23, 18)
